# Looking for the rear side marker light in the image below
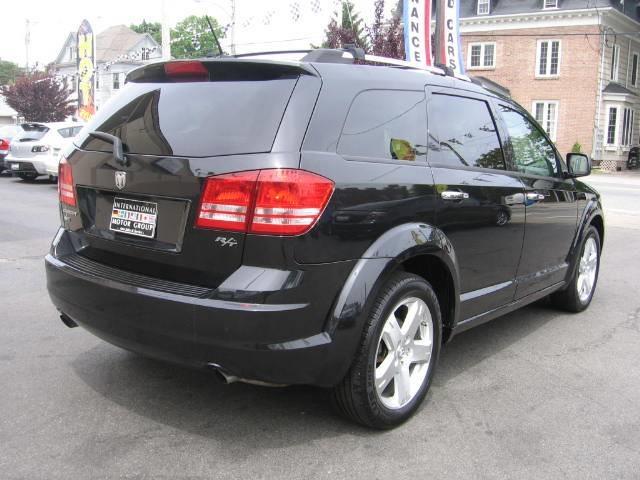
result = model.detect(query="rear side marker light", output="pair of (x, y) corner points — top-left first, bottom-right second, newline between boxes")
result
(58, 157), (76, 207)
(196, 169), (334, 236)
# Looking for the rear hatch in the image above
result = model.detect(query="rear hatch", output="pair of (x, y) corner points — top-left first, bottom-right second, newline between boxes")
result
(61, 59), (320, 288)
(8, 124), (49, 159)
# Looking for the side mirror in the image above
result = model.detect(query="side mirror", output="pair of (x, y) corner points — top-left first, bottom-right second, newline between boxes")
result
(566, 152), (591, 177)
(390, 138), (416, 161)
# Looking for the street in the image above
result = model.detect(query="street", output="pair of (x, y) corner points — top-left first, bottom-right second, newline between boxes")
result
(1, 172), (639, 479)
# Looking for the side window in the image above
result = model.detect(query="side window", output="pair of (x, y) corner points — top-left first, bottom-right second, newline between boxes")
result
(499, 105), (558, 177)
(427, 93), (505, 170)
(338, 90), (427, 162)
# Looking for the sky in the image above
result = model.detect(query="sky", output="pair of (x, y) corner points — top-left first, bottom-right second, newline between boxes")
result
(0, 0), (390, 68)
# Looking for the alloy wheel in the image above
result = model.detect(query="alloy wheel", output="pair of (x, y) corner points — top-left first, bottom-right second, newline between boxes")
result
(577, 236), (598, 303)
(374, 296), (433, 410)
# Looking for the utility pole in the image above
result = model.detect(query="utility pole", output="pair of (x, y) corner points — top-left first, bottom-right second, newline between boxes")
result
(161, 0), (171, 60)
(229, 0), (236, 55)
(25, 19), (31, 72)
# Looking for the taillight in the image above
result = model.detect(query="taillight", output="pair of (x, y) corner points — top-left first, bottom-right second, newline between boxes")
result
(196, 171), (259, 231)
(164, 61), (209, 82)
(0, 139), (9, 152)
(58, 157), (76, 207)
(196, 169), (334, 236)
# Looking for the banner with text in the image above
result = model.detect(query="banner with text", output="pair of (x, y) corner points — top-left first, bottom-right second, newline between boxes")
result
(403, 0), (432, 67)
(436, 0), (464, 74)
(76, 19), (96, 121)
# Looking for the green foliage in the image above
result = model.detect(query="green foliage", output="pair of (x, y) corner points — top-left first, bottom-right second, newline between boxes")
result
(322, 1), (369, 50)
(571, 141), (582, 153)
(130, 20), (162, 45)
(0, 72), (75, 122)
(170, 15), (225, 59)
(0, 60), (23, 86)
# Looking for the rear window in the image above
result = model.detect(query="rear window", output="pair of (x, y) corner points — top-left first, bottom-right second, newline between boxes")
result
(76, 79), (298, 157)
(58, 126), (83, 138)
(15, 124), (49, 142)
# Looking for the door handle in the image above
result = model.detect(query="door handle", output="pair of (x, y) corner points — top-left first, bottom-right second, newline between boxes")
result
(441, 191), (469, 201)
(526, 192), (545, 202)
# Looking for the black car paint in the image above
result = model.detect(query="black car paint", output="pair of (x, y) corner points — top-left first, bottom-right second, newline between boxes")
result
(45, 58), (603, 387)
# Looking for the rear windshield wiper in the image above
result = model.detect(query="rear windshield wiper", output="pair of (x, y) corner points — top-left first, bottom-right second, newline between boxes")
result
(89, 131), (127, 166)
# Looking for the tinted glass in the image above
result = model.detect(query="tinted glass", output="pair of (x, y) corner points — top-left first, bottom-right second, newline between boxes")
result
(77, 79), (297, 157)
(427, 94), (505, 169)
(499, 106), (558, 177)
(58, 126), (83, 138)
(338, 90), (427, 162)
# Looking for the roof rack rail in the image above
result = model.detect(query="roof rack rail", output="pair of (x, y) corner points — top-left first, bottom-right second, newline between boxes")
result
(230, 47), (475, 84)
(233, 50), (313, 58)
(470, 76), (511, 98)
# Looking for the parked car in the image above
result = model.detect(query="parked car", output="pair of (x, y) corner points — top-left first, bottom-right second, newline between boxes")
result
(0, 124), (24, 174)
(4, 122), (83, 180)
(45, 52), (604, 429)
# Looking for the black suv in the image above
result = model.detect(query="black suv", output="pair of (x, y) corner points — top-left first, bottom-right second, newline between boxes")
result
(46, 50), (604, 429)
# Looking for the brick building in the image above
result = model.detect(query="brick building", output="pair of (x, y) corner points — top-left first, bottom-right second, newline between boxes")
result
(459, 0), (640, 170)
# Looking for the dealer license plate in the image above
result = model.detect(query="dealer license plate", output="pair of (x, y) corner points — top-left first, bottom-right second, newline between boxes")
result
(11, 163), (19, 170)
(109, 197), (158, 239)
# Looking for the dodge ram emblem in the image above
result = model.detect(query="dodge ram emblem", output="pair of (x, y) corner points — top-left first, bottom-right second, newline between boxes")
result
(115, 171), (127, 190)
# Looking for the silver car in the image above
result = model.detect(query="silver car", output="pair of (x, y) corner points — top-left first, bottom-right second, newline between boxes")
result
(4, 122), (83, 181)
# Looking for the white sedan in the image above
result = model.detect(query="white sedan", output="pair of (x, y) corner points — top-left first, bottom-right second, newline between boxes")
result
(4, 122), (83, 181)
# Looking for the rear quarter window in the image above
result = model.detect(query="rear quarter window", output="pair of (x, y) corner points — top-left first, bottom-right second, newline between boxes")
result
(76, 79), (298, 158)
(338, 90), (427, 163)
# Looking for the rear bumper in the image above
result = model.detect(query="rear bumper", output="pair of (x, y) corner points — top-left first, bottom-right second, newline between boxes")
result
(5, 157), (47, 175)
(45, 231), (358, 387)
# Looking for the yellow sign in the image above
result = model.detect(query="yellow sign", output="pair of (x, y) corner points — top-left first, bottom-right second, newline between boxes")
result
(76, 20), (95, 121)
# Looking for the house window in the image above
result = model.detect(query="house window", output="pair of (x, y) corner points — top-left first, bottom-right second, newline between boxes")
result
(69, 46), (75, 61)
(96, 74), (100, 90)
(606, 106), (618, 145)
(537, 40), (561, 77)
(142, 48), (149, 60)
(113, 73), (120, 90)
(621, 108), (635, 147)
(610, 44), (619, 81)
(477, 0), (490, 15)
(631, 53), (638, 88)
(533, 101), (559, 141)
(468, 43), (495, 69)
(543, 0), (558, 9)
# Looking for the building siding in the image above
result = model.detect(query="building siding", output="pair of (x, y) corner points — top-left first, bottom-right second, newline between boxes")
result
(462, 25), (602, 156)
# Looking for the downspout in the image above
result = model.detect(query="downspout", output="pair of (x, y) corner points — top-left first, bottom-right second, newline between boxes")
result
(593, 24), (607, 161)
(626, 36), (632, 88)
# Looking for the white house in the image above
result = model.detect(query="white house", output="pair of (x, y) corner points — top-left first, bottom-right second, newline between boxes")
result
(0, 95), (18, 125)
(52, 25), (162, 115)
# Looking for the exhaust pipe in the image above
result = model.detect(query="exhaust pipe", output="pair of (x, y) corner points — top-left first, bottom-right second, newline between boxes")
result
(59, 313), (78, 328)
(206, 363), (287, 387)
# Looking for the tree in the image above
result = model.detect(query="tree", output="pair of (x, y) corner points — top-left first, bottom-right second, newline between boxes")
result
(0, 60), (23, 86)
(367, 0), (404, 59)
(320, 0), (403, 60)
(170, 15), (225, 59)
(130, 20), (162, 45)
(322, 1), (369, 50)
(1, 73), (75, 122)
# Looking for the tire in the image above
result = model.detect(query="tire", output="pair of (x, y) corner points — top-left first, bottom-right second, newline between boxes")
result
(331, 272), (442, 429)
(551, 226), (601, 313)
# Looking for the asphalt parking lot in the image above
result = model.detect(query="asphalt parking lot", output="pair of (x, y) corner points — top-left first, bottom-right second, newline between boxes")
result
(1, 172), (639, 479)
